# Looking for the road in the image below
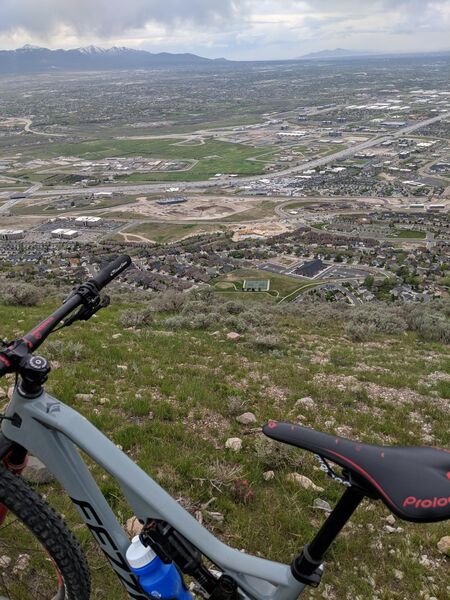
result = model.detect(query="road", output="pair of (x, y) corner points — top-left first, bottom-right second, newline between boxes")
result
(0, 183), (42, 215)
(9, 110), (450, 203)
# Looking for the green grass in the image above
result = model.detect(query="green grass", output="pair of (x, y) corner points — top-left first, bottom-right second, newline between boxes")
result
(394, 229), (427, 239)
(0, 298), (448, 599)
(216, 268), (310, 299)
(122, 222), (227, 244)
(20, 138), (275, 181)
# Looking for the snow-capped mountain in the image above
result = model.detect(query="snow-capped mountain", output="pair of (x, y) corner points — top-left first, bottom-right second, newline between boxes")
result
(0, 45), (226, 74)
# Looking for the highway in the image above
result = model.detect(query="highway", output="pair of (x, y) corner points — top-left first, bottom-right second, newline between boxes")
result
(12, 110), (450, 202)
(0, 183), (42, 215)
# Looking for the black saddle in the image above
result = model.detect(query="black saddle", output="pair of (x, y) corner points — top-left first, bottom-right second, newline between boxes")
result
(263, 421), (450, 523)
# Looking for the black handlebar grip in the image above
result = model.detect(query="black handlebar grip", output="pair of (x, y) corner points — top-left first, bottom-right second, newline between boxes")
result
(91, 255), (132, 290)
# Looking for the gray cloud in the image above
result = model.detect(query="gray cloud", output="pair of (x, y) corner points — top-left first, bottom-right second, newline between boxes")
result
(0, 0), (249, 36)
(0, 0), (448, 57)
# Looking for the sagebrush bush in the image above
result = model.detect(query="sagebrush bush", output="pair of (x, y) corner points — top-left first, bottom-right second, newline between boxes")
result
(345, 321), (376, 342)
(224, 315), (252, 333)
(224, 301), (246, 315)
(250, 334), (284, 351)
(163, 315), (191, 330)
(404, 307), (450, 344)
(349, 304), (407, 335)
(253, 436), (301, 470)
(0, 281), (41, 306)
(150, 290), (187, 312)
(118, 309), (153, 328)
(46, 339), (84, 360)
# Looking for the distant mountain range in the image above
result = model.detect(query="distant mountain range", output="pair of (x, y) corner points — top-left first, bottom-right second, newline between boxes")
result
(300, 48), (376, 60)
(0, 45), (228, 74)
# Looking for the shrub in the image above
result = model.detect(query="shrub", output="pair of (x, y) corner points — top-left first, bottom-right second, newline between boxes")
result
(240, 308), (272, 329)
(224, 301), (246, 315)
(150, 290), (187, 313)
(405, 307), (450, 344)
(345, 321), (376, 342)
(189, 313), (217, 330)
(224, 316), (252, 333)
(45, 339), (84, 361)
(0, 282), (41, 306)
(118, 309), (153, 328)
(163, 316), (191, 330)
(253, 436), (301, 470)
(250, 334), (284, 351)
(226, 395), (247, 416)
(349, 304), (407, 335)
(181, 301), (211, 317)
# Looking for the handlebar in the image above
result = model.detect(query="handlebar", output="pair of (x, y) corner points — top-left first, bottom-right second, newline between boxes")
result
(91, 254), (132, 291)
(0, 255), (132, 378)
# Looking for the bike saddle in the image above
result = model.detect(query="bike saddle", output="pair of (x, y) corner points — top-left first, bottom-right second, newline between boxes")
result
(262, 421), (450, 523)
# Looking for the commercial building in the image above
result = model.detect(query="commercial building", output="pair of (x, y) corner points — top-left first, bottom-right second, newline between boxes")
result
(0, 229), (25, 240)
(51, 228), (79, 240)
(75, 216), (102, 227)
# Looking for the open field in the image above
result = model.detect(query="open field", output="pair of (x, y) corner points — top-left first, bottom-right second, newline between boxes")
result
(395, 229), (427, 239)
(218, 200), (278, 222)
(121, 222), (227, 244)
(216, 268), (311, 300)
(1, 297), (448, 599)
(16, 138), (275, 182)
(106, 196), (280, 223)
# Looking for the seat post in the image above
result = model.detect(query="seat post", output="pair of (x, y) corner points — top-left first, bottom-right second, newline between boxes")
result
(291, 486), (365, 587)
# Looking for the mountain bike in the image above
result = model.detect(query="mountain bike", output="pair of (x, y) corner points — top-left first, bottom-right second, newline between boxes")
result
(0, 254), (448, 599)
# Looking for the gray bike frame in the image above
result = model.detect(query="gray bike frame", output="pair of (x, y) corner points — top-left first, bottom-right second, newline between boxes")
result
(2, 386), (307, 600)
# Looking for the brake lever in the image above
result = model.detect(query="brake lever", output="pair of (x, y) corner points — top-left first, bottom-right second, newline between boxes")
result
(61, 294), (110, 328)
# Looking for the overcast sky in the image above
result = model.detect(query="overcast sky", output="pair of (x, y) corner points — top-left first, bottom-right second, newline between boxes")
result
(0, 1), (449, 59)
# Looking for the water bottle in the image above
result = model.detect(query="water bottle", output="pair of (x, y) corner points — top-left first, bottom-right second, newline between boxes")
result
(126, 535), (193, 600)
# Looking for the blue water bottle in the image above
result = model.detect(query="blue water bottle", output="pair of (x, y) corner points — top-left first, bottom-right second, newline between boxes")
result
(126, 535), (193, 600)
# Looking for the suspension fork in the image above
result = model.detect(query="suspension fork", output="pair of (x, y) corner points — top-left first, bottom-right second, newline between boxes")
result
(0, 433), (28, 525)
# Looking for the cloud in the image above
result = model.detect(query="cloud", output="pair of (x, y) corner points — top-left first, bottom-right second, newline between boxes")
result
(0, 0), (250, 37)
(0, 0), (448, 57)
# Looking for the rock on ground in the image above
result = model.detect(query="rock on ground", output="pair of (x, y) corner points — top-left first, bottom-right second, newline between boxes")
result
(295, 397), (315, 409)
(75, 393), (94, 402)
(226, 332), (241, 342)
(286, 472), (324, 492)
(313, 498), (332, 512)
(236, 412), (257, 425)
(225, 437), (242, 452)
(437, 536), (450, 555)
(22, 456), (55, 484)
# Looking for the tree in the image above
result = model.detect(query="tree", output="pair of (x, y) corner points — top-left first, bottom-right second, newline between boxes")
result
(364, 275), (374, 289)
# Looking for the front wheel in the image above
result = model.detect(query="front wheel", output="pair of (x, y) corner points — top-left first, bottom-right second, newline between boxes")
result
(0, 465), (91, 599)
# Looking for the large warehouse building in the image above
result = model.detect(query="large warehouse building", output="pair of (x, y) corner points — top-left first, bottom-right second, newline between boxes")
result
(75, 216), (102, 227)
(0, 229), (25, 240)
(51, 228), (79, 240)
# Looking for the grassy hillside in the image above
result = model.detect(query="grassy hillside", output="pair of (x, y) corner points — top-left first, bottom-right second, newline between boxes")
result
(0, 294), (449, 599)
